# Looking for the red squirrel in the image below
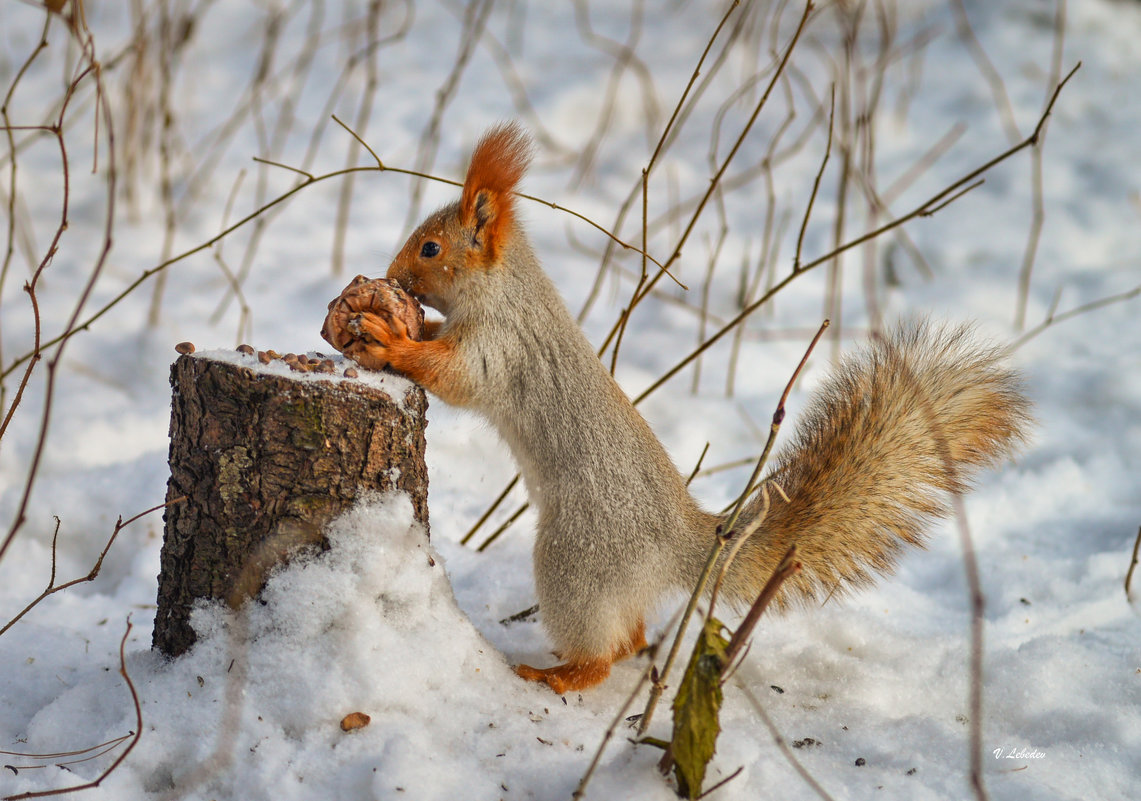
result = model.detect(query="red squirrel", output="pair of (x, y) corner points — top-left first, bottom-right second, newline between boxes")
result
(322, 123), (1032, 694)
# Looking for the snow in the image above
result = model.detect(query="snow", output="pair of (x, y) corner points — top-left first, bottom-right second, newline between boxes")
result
(197, 348), (421, 410)
(1, 1), (1139, 800)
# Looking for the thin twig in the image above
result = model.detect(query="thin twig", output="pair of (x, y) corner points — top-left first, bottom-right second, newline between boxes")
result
(1011, 281), (1141, 350)
(3, 618), (143, 801)
(404, 0), (494, 231)
(1, 25), (118, 566)
(0, 497), (186, 638)
(476, 502), (529, 552)
(721, 547), (800, 668)
(461, 475), (520, 546)
(1014, 0), (1067, 332)
(635, 525), (728, 737)
(721, 320), (828, 537)
(708, 487), (772, 615)
(568, 0), (657, 187)
(1124, 527), (1140, 603)
(212, 169), (253, 345)
(331, 113), (384, 169)
(0, 733), (133, 762)
(950, 0), (1021, 145)
(577, 0), (747, 325)
(0, 13), (51, 418)
(251, 155), (314, 180)
(696, 765), (744, 798)
(331, 0), (383, 276)
(737, 680), (837, 801)
(794, 85), (835, 271)
(637, 320), (827, 736)
(631, 62), (1080, 406)
(604, 0), (816, 355)
(573, 646), (659, 800)
(686, 443), (712, 488)
(877, 328), (989, 801)
(918, 179), (984, 217)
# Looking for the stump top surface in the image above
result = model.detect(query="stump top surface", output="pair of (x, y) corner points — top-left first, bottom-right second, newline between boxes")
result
(186, 349), (421, 410)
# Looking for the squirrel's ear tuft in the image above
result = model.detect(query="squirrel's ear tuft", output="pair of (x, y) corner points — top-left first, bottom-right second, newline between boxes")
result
(460, 122), (533, 258)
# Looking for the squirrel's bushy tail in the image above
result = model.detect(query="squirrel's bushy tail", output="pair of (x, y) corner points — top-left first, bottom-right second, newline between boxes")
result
(727, 320), (1032, 608)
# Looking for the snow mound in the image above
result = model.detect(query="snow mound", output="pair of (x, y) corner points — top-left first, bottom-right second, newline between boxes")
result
(13, 494), (531, 801)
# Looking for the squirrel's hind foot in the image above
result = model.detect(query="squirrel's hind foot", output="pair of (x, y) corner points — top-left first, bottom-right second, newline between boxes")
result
(514, 659), (612, 694)
(515, 620), (647, 694)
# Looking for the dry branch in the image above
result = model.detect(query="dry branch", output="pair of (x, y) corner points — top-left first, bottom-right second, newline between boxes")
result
(0, 13), (117, 567)
(1124, 526), (1140, 603)
(2, 618), (142, 801)
(630, 61), (1079, 407)
(0, 499), (182, 639)
(637, 319), (826, 737)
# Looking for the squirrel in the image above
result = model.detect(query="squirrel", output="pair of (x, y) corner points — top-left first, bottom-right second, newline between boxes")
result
(322, 122), (1033, 695)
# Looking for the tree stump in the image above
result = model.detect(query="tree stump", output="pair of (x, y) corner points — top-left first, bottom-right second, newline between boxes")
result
(153, 350), (428, 658)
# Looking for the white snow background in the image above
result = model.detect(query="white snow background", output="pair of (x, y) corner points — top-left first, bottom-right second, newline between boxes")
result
(1, 1), (1138, 799)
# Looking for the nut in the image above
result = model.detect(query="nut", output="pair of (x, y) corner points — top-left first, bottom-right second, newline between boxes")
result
(320, 277), (424, 370)
(340, 712), (371, 732)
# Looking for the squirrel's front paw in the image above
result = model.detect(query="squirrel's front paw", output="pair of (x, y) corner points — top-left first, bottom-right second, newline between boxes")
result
(340, 310), (421, 373)
(342, 333), (394, 372)
(352, 310), (409, 346)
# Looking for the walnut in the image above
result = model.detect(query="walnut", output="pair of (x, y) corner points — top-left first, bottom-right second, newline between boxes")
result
(320, 276), (424, 364)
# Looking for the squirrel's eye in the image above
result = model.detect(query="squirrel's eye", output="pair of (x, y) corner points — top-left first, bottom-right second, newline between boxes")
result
(420, 241), (441, 258)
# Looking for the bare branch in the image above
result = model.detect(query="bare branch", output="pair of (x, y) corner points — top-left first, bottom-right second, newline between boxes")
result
(2, 618), (142, 801)
(0, 497), (185, 638)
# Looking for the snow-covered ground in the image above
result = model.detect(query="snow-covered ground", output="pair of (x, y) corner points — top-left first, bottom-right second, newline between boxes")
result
(1, 1), (1138, 799)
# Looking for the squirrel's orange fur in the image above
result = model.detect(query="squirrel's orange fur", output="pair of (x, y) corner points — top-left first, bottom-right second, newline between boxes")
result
(459, 124), (532, 264)
(325, 123), (1032, 694)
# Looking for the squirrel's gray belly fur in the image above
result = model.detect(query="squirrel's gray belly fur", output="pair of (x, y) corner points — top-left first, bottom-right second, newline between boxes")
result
(462, 267), (708, 657)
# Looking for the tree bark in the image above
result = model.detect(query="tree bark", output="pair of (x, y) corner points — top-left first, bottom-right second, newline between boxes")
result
(153, 352), (428, 658)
